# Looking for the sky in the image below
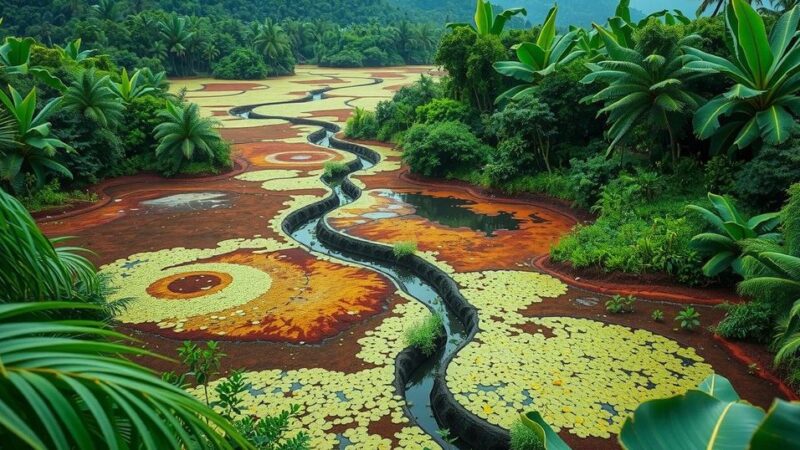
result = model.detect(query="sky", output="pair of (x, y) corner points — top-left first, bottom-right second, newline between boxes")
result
(630, 0), (701, 15)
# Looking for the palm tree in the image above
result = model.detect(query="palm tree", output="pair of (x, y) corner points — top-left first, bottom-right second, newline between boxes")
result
(62, 69), (124, 128)
(0, 86), (71, 191)
(110, 68), (156, 102)
(200, 41), (220, 71)
(252, 18), (293, 70)
(91, 0), (122, 21)
(581, 25), (703, 164)
(154, 102), (221, 169)
(158, 15), (194, 75)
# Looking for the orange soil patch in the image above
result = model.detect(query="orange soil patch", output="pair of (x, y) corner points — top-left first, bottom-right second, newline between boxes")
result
(137, 248), (396, 343)
(369, 72), (407, 78)
(220, 123), (301, 144)
(236, 142), (343, 168)
(385, 84), (406, 93)
(328, 189), (576, 272)
(305, 108), (353, 122)
(200, 82), (265, 91)
(292, 78), (348, 85)
(211, 110), (231, 116)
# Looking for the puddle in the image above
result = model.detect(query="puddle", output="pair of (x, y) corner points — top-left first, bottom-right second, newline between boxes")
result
(379, 191), (524, 237)
(141, 192), (230, 211)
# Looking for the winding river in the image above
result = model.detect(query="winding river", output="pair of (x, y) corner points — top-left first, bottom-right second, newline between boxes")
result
(233, 84), (475, 449)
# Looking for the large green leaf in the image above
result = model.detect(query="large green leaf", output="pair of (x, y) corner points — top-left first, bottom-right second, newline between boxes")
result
(474, 0), (492, 35)
(490, 7), (527, 35)
(730, 0), (773, 87)
(768, 5), (800, 61)
(520, 411), (571, 450)
(756, 104), (795, 145)
(493, 61), (536, 82)
(619, 390), (765, 450)
(537, 5), (558, 51)
(750, 400), (800, 448)
(697, 374), (740, 403)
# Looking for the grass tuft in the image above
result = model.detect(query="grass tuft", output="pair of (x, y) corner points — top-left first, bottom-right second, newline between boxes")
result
(404, 313), (443, 357)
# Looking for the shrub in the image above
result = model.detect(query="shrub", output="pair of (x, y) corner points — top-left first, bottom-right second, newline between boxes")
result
(510, 419), (544, 450)
(535, 57), (603, 146)
(704, 155), (740, 195)
(323, 161), (349, 178)
(120, 94), (164, 159)
(715, 301), (779, 344)
(319, 49), (364, 68)
(415, 98), (470, 125)
(733, 142), (800, 210)
(486, 137), (535, 185)
(375, 75), (441, 141)
(213, 48), (267, 80)
(344, 107), (378, 140)
(392, 241), (417, 258)
(567, 155), (622, 209)
(651, 309), (664, 322)
(606, 295), (636, 314)
(404, 313), (443, 357)
(488, 92), (558, 173)
(18, 179), (97, 212)
(401, 121), (489, 177)
(676, 307), (701, 331)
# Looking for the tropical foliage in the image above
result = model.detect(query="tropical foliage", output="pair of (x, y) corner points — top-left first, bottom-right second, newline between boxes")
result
(581, 23), (703, 162)
(447, 0), (527, 36)
(154, 102), (227, 175)
(687, 0), (800, 154)
(494, 6), (582, 102)
(687, 193), (782, 277)
(619, 374), (800, 449)
(0, 188), (100, 304)
(0, 86), (71, 192)
(0, 301), (251, 450)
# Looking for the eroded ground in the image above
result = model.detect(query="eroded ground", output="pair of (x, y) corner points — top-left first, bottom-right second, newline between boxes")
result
(38, 66), (791, 449)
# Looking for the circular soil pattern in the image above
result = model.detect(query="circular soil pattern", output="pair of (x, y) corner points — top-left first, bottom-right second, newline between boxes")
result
(266, 150), (336, 165)
(147, 271), (233, 300)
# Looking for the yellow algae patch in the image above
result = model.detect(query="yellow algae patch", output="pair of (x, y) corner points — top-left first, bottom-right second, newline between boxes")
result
(446, 270), (713, 439)
(195, 294), (438, 449)
(236, 169), (300, 182)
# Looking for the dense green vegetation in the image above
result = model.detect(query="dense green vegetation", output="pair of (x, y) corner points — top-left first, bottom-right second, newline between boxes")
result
(0, 30), (232, 210)
(347, 0), (800, 386)
(1, 0), (443, 77)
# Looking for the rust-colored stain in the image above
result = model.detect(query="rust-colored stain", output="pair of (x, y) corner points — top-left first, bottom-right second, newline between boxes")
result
(138, 248), (395, 343)
(219, 123), (302, 144)
(329, 189), (576, 272)
(238, 142), (342, 168)
(199, 82), (265, 91)
(292, 78), (348, 85)
(148, 271), (233, 299)
(305, 108), (354, 123)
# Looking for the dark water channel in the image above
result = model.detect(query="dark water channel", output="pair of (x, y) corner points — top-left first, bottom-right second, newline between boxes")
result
(235, 90), (472, 448)
(379, 191), (523, 237)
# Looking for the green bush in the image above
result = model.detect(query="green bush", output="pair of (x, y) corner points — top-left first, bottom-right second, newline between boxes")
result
(715, 301), (779, 344)
(375, 75), (441, 141)
(323, 161), (349, 178)
(414, 98), (470, 125)
(18, 179), (98, 212)
(213, 48), (267, 80)
(486, 137), (536, 184)
(344, 107), (378, 140)
(733, 142), (800, 210)
(606, 295), (636, 314)
(488, 92), (558, 174)
(121, 94), (165, 158)
(510, 419), (544, 450)
(319, 49), (364, 67)
(392, 241), (417, 258)
(567, 155), (623, 209)
(676, 307), (701, 331)
(404, 313), (443, 357)
(535, 57), (603, 147)
(704, 155), (740, 195)
(401, 121), (489, 178)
